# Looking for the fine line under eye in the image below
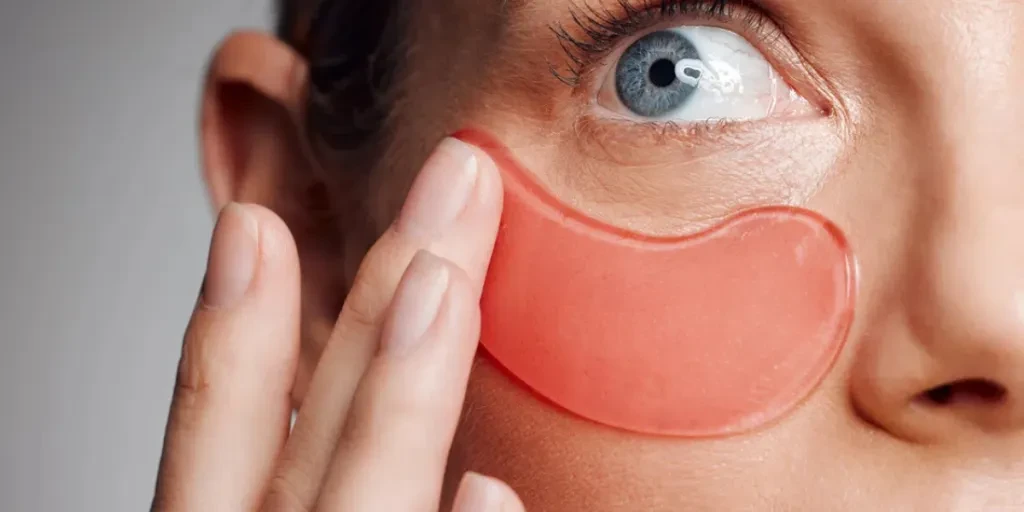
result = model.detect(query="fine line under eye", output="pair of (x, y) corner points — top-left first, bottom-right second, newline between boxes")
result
(550, 0), (746, 87)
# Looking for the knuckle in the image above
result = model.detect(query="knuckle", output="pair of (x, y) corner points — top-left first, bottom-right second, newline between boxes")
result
(172, 332), (210, 412)
(262, 473), (311, 512)
(344, 377), (457, 444)
(387, 376), (452, 415)
(171, 319), (250, 415)
(175, 317), (257, 401)
(349, 232), (410, 309)
(335, 251), (404, 337)
(340, 282), (383, 335)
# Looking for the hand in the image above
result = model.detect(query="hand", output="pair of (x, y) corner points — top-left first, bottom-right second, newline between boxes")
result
(152, 138), (524, 511)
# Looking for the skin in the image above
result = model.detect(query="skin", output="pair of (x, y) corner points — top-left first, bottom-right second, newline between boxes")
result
(154, 139), (524, 511)
(161, 0), (1024, 509)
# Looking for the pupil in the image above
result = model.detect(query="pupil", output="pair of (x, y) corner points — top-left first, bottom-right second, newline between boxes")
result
(649, 59), (677, 88)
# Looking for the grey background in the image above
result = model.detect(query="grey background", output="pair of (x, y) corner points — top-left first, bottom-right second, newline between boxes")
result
(0, 1), (272, 509)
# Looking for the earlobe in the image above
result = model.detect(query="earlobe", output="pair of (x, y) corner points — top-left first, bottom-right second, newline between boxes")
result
(200, 30), (311, 210)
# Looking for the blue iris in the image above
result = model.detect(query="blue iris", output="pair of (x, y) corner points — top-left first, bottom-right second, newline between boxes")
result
(615, 30), (703, 118)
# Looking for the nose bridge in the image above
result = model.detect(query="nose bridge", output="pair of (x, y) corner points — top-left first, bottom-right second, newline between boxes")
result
(916, 6), (1024, 194)
(908, 214), (1024, 370)
(902, 4), (1024, 380)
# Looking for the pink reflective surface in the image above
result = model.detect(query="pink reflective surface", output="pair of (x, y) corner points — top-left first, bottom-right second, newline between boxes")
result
(458, 129), (858, 437)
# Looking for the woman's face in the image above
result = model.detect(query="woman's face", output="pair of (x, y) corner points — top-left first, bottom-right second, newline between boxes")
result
(208, 0), (1024, 509)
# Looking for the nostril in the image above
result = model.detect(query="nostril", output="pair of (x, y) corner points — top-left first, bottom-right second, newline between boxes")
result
(919, 379), (1007, 407)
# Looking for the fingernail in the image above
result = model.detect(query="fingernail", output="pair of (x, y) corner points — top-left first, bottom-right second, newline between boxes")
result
(202, 203), (259, 309)
(452, 472), (503, 512)
(380, 250), (450, 356)
(396, 137), (479, 238)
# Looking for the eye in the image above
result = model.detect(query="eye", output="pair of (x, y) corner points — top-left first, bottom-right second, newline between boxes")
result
(597, 26), (813, 122)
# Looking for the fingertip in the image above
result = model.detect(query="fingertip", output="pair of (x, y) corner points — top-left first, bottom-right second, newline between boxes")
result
(379, 250), (452, 357)
(438, 257), (481, 328)
(189, 202), (301, 385)
(201, 203), (259, 309)
(200, 203), (299, 312)
(379, 251), (479, 358)
(466, 142), (503, 213)
(229, 202), (302, 358)
(221, 204), (302, 326)
(413, 254), (480, 361)
(429, 141), (502, 297)
(239, 203), (300, 277)
(452, 472), (525, 512)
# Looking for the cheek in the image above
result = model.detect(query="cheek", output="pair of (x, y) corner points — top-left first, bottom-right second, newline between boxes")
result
(443, 358), (861, 511)
(444, 358), (728, 511)
(446, 355), (936, 510)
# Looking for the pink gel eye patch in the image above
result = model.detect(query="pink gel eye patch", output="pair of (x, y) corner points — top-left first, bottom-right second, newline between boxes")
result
(456, 130), (857, 437)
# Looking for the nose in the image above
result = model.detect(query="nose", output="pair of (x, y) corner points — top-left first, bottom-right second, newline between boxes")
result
(849, 21), (1024, 444)
(906, 209), (1024, 437)
(851, 145), (1024, 444)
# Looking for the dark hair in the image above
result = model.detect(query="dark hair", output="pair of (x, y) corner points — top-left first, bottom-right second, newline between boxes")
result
(276, 0), (404, 152)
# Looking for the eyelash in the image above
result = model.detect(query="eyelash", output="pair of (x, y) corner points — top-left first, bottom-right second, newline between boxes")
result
(550, 0), (770, 87)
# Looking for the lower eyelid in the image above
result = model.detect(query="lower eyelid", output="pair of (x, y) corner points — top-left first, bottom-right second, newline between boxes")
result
(536, 121), (843, 236)
(582, 103), (822, 157)
(574, 114), (770, 163)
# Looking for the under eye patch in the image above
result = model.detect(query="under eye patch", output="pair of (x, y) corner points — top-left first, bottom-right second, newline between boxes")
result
(457, 129), (857, 438)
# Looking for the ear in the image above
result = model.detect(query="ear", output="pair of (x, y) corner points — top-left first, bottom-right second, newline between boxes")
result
(199, 31), (365, 405)
(201, 31), (313, 210)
